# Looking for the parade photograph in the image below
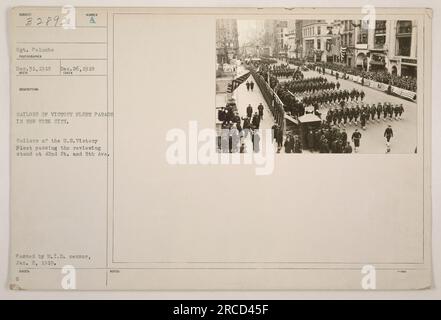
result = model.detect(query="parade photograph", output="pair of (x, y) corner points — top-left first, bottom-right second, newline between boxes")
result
(216, 18), (418, 154)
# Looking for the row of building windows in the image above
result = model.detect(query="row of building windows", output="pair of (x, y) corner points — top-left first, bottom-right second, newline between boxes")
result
(342, 20), (354, 31)
(295, 20), (415, 60)
(302, 20), (413, 40)
(304, 36), (412, 58)
(341, 33), (353, 47)
(303, 25), (323, 37)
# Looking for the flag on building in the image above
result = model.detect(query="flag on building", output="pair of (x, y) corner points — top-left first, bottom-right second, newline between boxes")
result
(340, 47), (347, 60)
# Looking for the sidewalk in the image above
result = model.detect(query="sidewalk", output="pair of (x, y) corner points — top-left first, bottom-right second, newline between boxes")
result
(233, 74), (275, 131)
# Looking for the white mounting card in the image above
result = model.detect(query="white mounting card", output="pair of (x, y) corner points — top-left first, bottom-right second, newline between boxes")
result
(8, 7), (432, 290)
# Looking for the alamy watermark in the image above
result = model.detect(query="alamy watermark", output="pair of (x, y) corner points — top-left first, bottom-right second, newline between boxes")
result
(361, 265), (377, 290)
(165, 121), (275, 176)
(61, 265), (76, 290)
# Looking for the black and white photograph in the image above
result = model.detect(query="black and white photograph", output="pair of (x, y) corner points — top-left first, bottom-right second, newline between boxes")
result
(2, 3), (436, 297)
(216, 19), (419, 154)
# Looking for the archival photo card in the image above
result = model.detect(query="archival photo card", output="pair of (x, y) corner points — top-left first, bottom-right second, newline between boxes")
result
(8, 7), (432, 290)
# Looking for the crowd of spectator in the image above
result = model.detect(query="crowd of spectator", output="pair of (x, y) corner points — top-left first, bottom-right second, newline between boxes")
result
(310, 62), (417, 92)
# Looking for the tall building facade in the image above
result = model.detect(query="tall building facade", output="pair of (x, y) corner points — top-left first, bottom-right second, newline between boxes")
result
(302, 20), (333, 62)
(353, 19), (417, 77)
(295, 20), (304, 59)
(339, 20), (356, 66)
(274, 20), (289, 59)
(261, 20), (276, 57)
(286, 20), (298, 59)
(216, 19), (239, 66)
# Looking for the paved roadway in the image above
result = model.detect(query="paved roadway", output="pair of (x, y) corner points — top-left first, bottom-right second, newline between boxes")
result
(226, 62), (417, 153)
(282, 64), (418, 154)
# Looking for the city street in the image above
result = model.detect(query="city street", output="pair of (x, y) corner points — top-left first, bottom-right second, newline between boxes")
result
(230, 62), (418, 154)
(217, 18), (419, 154)
(220, 63), (418, 154)
(296, 66), (417, 154)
